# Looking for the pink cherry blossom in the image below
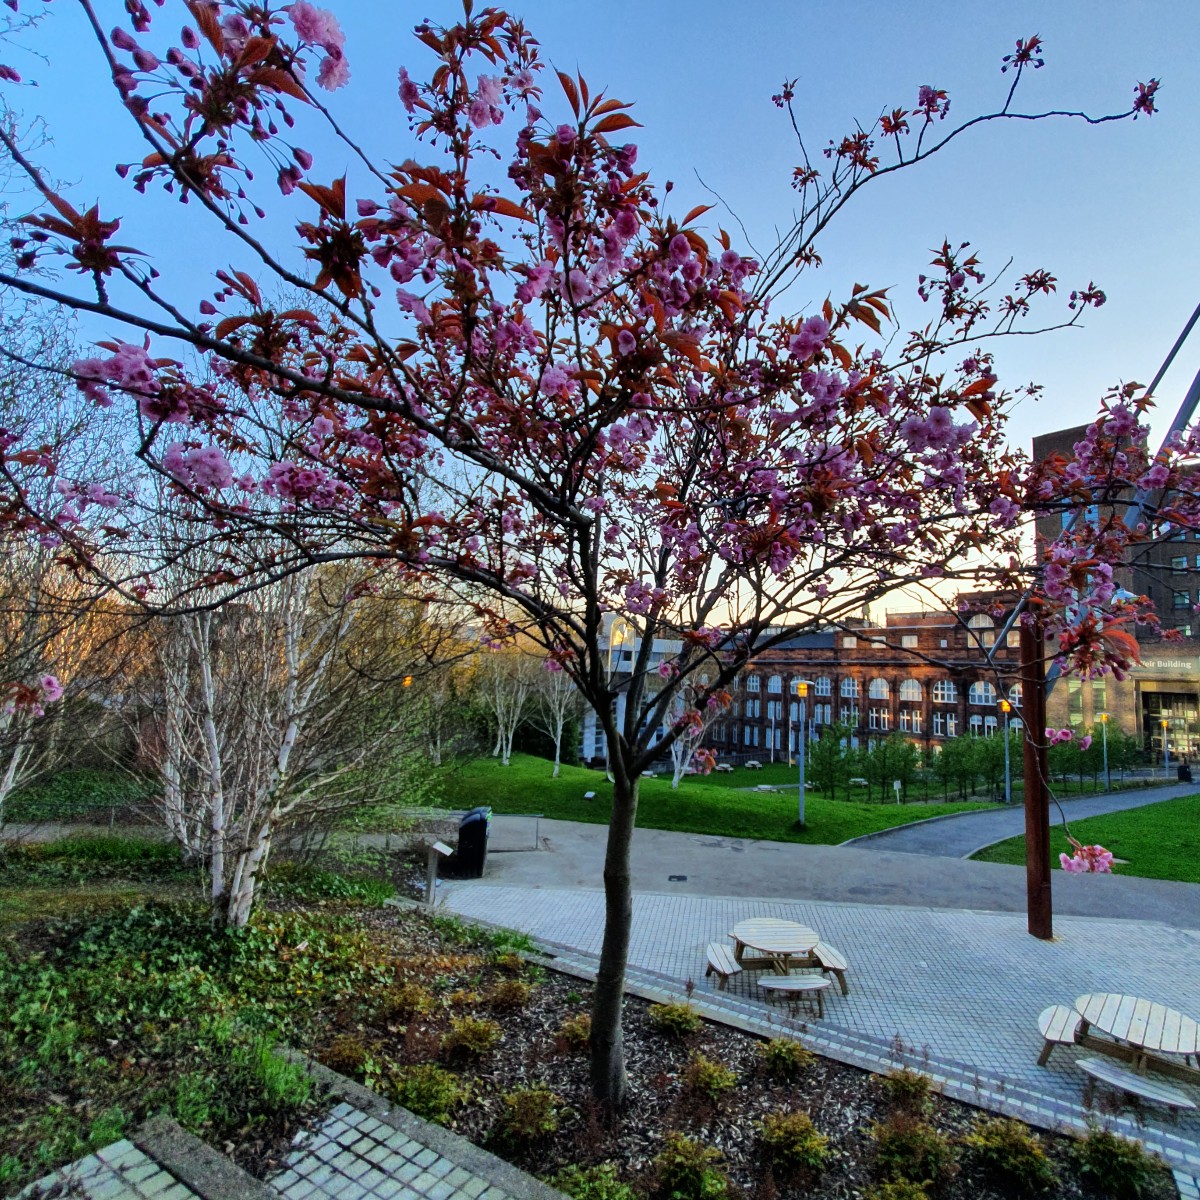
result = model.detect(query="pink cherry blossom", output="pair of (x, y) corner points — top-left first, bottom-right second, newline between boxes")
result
(288, 2), (344, 53)
(39, 674), (64, 703)
(398, 66), (419, 112)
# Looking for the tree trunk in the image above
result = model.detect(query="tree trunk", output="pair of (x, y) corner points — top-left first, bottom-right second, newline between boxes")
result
(590, 765), (638, 1111)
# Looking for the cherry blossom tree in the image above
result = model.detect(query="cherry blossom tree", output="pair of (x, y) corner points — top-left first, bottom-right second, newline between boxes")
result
(0, 1), (1178, 1107)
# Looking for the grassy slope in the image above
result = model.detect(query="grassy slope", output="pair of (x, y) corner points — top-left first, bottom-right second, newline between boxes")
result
(970, 792), (1200, 884)
(435, 753), (994, 845)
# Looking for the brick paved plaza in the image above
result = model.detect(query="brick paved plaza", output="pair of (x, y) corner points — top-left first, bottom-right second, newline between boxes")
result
(441, 880), (1200, 1182)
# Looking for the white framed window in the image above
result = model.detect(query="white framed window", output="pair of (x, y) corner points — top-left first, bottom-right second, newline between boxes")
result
(933, 679), (957, 704)
(840, 705), (860, 726)
(868, 677), (890, 700)
(900, 709), (923, 734)
(767, 700), (782, 720)
(901, 634), (919, 649)
(969, 714), (983, 736)
(946, 713), (958, 737)
(747, 674), (761, 692)
(1008, 683), (1022, 707)
(899, 679), (923, 702)
(968, 681), (997, 706)
(746, 698), (761, 718)
(843, 635), (857, 648)
(840, 677), (860, 699)
(968, 613), (996, 648)
(767, 675), (782, 694)
(772, 727), (781, 749)
(744, 725), (752, 745)
(933, 712), (945, 737)
(869, 707), (891, 731)
(1007, 630), (1020, 648)
(813, 703), (832, 725)
(984, 715), (998, 737)
(813, 676), (832, 697)
(789, 701), (798, 721)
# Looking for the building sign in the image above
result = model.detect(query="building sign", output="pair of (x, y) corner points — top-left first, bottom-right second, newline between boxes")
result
(1132, 658), (1199, 675)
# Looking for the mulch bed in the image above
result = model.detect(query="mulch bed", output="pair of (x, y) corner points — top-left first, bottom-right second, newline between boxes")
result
(296, 904), (1177, 1200)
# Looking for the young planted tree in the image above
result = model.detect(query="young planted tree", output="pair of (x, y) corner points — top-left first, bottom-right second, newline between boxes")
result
(477, 645), (537, 767)
(529, 656), (584, 777)
(0, 2), (1175, 1107)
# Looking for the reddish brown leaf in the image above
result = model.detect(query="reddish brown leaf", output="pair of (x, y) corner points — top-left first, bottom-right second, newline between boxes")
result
(214, 315), (252, 339)
(469, 193), (534, 222)
(592, 113), (641, 134)
(249, 66), (310, 103)
(681, 204), (714, 226)
(557, 70), (579, 116)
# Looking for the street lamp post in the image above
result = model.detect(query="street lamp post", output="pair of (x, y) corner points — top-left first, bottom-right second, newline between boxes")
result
(1162, 717), (1170, 776)
(795, 680), (813, 826)
(998, 698), (1012, 805)
(1098, 711), (1110, 792)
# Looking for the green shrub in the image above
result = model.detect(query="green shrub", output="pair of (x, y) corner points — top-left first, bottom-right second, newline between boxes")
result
(499, 1086), (562, 1141)
(648, 1000), (702, 1038)
(493, 951), (527, 974)
(881, 1068), (935, 1115)
(323, 1033), (371, 1076)
(557, 1012), (592, 1054)
(681, 1052), (737, 1103)
(442, 1015), (502, 1059)
(385, 1063), (468, 1123)
(375, 982), (435, 1022)
(961, 1116), (1058, 1192)
(651, 1132), (729, 1200)
(488, 978), (534, 1008)
(758, 1110), (828, 1174)
(1071, 1128), (1169, 1199)
(263, 862), (395, 905)
(871, 1114), (956, 1185)
(863, 1182), (929, 1200)
(756, 1037), (814, 1080)
(551, 1163), (636, 1200)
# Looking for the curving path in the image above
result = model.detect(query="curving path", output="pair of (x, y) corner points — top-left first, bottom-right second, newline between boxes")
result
(840, 781), (1198, 858)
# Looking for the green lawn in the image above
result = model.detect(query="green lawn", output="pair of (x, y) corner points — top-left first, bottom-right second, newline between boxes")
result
(434, 753), (995, 845)
(970, 793), (1200, 884)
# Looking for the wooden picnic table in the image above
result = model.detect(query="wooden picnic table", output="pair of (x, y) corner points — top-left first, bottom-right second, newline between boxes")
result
(730, 918), (820, 976)
(1074, 992), (1200, 1086)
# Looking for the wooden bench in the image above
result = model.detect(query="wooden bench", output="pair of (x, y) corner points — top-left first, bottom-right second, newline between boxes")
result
(758, 975), (830, 1019)
(1037, 1004), (1082, 1066)
(705, 943), (742, 990)
(810, 941), (850, 995)
(1077, 1056), (1197, 1116)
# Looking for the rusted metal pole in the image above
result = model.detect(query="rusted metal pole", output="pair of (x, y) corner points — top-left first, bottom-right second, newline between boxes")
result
(1020, 620), (1053, 939)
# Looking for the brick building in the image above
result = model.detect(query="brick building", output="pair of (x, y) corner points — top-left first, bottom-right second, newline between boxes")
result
(1034, 424), (1200, 757)
(706, 608), (1025, 765)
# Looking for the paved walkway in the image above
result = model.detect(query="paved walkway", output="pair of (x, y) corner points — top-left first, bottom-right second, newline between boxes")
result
(474, 814), (1200, 929)
(440, 880), (1200, 1179)
(844, 781), (1198, 857)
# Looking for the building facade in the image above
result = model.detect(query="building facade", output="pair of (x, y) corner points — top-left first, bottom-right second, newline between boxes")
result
(706, 608), (1025, 765)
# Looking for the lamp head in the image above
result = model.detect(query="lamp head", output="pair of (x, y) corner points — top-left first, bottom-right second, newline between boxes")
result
(795, 678), (813, 698)
(998, 698), (1011, 714)
(1098, 711), (1108, 724)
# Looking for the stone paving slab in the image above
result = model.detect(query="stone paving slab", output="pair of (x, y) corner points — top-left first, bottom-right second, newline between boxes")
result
(17, 1138), (200, 1199)
(440, 881), (1200, 1176)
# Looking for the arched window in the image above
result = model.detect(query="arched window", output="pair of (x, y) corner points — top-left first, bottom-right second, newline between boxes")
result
(868, 678), (890, 700)
(840, 677), (860, 699)
(968, 681), (997, 706)
(932, 679), (957, 704)
(767, 674), (782, 694)
(813, 676), (832, 697)
(899, 679), (923, 702)
(746, 674), (761, 693)
(1008, 683), (1023, 707)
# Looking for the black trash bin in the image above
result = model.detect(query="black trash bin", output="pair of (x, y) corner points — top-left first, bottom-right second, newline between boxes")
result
(1178, 763), (1192, 783)
(455, 806), (492, 878)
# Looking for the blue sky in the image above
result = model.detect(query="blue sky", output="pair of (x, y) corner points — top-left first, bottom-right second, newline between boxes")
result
(7, 0), (1200, 455)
